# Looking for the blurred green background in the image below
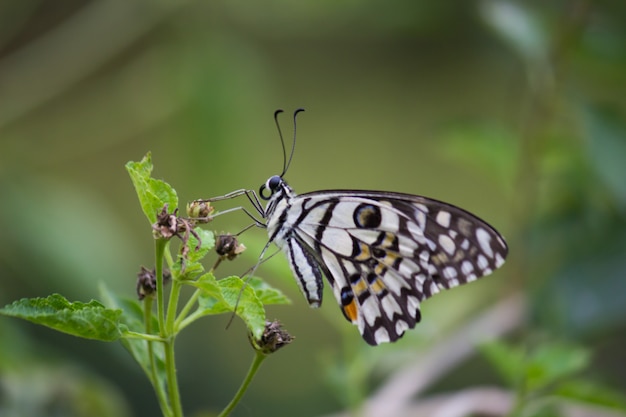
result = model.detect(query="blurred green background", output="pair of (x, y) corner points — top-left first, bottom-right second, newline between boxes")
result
(1, 1), (625, 416)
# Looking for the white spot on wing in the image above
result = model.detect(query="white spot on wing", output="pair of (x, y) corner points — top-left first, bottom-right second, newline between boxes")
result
(414, 274), (426, 286)
(476, 228), (494, 258)
(395, 320), (408, 335)
(383, 272), (411, 296)
(436, 210), (451, 228)
(407, 295), (420, 312)
(362, 297), (379, 326)
(374, 327), (390, 344)
(398, 259), (420, 280)
(461, 261), (474, 275)
(495, 252), (505, 267)
(415, 210), (426, 232)
(381, 296), (402, 319)
(438, 234), (456, 255)
(477, 254), (489, 270)
(443, 266), (457, 279)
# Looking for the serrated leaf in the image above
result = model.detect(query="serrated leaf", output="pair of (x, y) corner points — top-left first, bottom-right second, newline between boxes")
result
(126, 152), (178, 223)
(193, 274), (265, 339)
(187, 228), (215, 261)
(247, 277), (291, 305)
(170, 228), (215, 280)
(0, 294), (122, 341)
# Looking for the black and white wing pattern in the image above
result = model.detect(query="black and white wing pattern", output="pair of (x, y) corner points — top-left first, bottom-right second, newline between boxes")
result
(261, 175), (508, 346)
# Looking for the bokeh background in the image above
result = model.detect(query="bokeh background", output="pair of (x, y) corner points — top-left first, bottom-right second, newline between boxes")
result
(1, 1), (625, 416)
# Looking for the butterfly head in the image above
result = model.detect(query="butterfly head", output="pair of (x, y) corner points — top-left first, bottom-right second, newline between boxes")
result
(260, 175), (286, 200)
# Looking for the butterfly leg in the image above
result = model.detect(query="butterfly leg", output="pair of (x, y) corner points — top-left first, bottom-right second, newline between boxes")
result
(191, 189), (266, 227)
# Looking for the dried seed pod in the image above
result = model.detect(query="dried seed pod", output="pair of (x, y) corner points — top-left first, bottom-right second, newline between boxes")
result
(216, 234), (247, 260)
(250, 320), (294, 354)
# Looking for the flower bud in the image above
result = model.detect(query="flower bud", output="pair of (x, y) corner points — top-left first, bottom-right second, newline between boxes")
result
(186, 200), (215, 223)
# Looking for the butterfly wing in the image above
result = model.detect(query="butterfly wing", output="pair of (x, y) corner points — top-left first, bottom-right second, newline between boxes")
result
(282, 190), (508, 345)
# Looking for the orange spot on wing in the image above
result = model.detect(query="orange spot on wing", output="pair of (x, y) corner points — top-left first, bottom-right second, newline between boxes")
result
(342, 298), (359, 323)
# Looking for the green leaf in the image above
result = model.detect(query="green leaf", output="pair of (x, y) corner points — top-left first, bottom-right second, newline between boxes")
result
(555, 379), (626, 411)
(479, 340), (526, 387)
(170, 228), (215, 280)
(125, 152), (178, 223)
(193, 274), (266, 339)
(482, 341), (592, 394)
(247, 277), (291, 305)
(0, 294), (122, 341)
(187, 228), (215, 263)
(98, 284), (166, 387)
(525, 343), (590, 391)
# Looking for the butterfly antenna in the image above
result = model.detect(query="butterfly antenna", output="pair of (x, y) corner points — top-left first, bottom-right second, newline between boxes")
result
(273, 109), (287, 177)
(283, 108), (305, 176)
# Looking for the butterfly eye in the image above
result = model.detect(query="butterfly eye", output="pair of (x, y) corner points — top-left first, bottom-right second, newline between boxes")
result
(260, 175), (282, 200)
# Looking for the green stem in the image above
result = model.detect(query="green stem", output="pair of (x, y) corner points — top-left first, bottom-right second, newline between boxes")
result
(164, 339), (184, 417)
(144, 297), (172, 417)
(177, 310), (203, 333)
(174, 288), (201, 332)
(166, 279), (182, 332)
(123, 330), (166, 342)
(162, 280), (184, 414)
(218, 351), (267, 417)
(154, 238), (184, 416)
(155, 239), (168, 338)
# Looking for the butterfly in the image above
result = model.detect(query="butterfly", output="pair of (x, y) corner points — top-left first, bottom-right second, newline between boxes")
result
(211, 109), (508, 346)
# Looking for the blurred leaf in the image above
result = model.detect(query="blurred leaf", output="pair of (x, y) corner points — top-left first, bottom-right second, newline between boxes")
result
(479, 340), (526, 387)
(0, 294), (122, 341)
(555, 379), (626, 411)
(525, 342), (590, 391)
(98, 283), (165, 383)
(583, 105), (626, 210)
(0, 364), (132, 417)
(126, 152), (178, 223)
(0, 178), (139, 298)
(192, 274), (265, 339)
(481, 341), (590, 392)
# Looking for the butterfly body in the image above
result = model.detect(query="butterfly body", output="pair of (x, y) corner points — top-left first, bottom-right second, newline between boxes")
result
(261, 175), (508, 346)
